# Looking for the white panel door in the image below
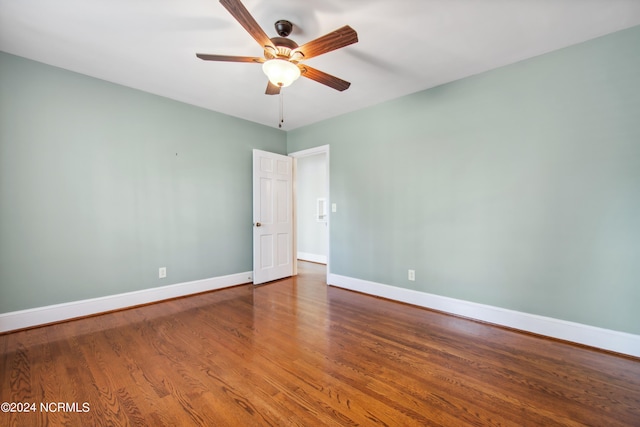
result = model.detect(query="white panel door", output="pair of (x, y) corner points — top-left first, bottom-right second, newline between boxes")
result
(253, 149), (293, 284)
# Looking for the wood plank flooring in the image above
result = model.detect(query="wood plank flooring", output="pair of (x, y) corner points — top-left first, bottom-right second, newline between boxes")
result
(1, 262), (639, 426)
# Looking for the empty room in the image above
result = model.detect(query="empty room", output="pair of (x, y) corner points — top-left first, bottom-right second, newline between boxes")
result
(1, 0), (640, 425)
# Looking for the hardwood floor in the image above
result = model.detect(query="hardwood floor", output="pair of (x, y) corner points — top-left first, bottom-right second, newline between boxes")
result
(1, 262), (639, 426)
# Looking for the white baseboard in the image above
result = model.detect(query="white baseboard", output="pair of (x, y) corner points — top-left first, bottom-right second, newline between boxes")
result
(327, 273), (640, 358)
(297, 252), (327, 264)
(0, 271), (253, 333)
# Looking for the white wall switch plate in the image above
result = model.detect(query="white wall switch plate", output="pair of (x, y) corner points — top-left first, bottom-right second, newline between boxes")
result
(408, 269), (415, 281)
(159, 267), (167, 278)
(332, 203), (337, 212)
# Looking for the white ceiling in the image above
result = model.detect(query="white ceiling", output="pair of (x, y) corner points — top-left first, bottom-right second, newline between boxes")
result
(2, 0), (640, 130)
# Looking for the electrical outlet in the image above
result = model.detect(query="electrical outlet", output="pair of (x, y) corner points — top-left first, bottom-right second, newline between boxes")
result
(408, 269), (415, 281)
(159, 267), (167, 279)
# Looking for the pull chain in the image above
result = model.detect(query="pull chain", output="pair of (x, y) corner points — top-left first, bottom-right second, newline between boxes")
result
(278, 90), (284, 128)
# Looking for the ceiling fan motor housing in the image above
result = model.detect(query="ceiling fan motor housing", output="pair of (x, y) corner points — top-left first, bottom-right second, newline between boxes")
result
(265, 37), (299, 60)
(275, 20), (293, 37)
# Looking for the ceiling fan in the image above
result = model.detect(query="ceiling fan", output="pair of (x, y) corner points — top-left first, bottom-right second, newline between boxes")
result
(196, 0), (358, 95)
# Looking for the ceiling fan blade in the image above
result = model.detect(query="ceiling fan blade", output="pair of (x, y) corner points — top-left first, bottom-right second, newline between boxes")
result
(196, 53), (264, 63)
(293, 25), (358, 60)
(219, 0), (274, 50)
(299, 65), (351, 92)
(265, 81), (281, 95)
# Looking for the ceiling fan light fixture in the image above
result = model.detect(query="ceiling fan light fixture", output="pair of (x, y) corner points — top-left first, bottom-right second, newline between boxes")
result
(262, 59), (300, 88)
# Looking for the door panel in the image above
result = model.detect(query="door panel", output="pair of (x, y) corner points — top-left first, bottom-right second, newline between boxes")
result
(253, 149), (293, 284)
(277, 233), (289, 265)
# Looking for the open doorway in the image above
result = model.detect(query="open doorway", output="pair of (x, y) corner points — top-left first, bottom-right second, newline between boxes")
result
(290, 145), (330, 280)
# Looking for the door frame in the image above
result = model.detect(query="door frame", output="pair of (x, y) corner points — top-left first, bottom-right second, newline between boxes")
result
(289, 145), (330, 278)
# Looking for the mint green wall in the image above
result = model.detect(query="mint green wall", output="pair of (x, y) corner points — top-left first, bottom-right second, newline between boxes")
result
(287, 26), (640, 335)
(0, 52), (286, 312)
